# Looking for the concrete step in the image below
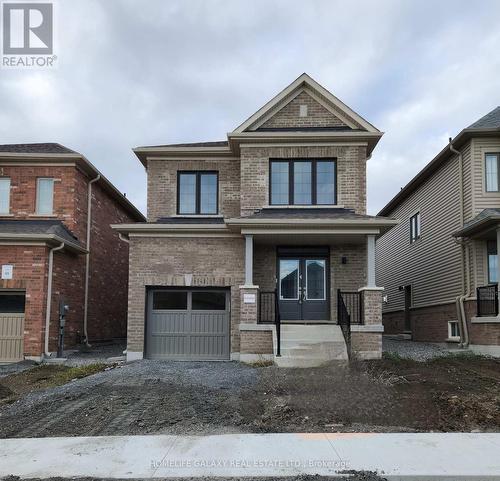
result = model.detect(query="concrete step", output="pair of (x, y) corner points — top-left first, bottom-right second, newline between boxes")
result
(273, 324), (348, 367)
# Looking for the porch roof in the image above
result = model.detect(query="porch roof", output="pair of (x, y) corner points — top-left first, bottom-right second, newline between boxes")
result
(226, 208), (398, 235)
(453, 209), (500, 239)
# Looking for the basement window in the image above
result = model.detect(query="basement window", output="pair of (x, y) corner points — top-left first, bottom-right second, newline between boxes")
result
(448, 321), (460, 340)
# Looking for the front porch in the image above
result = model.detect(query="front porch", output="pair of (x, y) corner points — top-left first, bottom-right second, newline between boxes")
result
(235, 228), (386, 364)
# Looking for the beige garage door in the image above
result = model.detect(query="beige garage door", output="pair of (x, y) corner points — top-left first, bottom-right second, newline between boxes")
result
(0, 292), (25, 363)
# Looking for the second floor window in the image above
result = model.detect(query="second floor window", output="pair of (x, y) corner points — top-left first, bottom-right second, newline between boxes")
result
(178, 171), (218, 215)
(410, 212), (421, 243)
(485, 153), (500, 192)
(36, 178), (54, 215)
(0, 178), (10, 214)
(270, 159), (336, 206)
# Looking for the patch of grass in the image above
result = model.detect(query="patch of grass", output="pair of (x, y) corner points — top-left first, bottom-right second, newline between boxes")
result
(382, 351), (408, 363)
(0, 363), (109, 405)
(48, 363), (108, 385)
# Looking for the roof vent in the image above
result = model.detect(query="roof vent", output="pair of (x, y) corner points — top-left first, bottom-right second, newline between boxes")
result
(299, 104), (308, 117)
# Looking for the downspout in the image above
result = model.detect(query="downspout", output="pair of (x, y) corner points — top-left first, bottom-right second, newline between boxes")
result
(83, 174), (101, 346)
(450, 139), (470, 347)
(44, 242), (65, 357)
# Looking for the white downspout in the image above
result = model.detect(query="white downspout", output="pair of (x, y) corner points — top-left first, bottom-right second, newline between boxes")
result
(83, 174), (101, 346)
(450, 139), (470, 347)
(44, 242), (65, 357)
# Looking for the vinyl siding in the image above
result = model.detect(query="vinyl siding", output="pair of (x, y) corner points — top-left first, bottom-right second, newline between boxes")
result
(376, 154), (463, 312)
(472, 137), (500, 216)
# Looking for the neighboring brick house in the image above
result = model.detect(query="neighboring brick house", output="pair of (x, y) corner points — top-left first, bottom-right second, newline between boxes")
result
(0, 143), (145, 362)
(377, 107), (500, 356)
(114, 74), (397, 366)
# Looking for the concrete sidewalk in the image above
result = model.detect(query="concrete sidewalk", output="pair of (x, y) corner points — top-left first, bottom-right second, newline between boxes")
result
(0, 433), (499, 479)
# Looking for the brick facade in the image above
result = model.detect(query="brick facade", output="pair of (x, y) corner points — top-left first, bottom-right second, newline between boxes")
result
(240, 145), (367, 216)
(383, 300), (500, 347)
(0, 160), (141, 359)
(260, 91), (347, 129)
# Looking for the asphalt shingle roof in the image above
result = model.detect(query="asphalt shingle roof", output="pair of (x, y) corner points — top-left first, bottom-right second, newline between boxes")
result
(0, 220), (82, 246)
(0, 143), (77, 154)
(242, 208), (390, 221)
(467, 107), (500, 130)
(138, 141), (229, 149)
(156, 217), (225, 224)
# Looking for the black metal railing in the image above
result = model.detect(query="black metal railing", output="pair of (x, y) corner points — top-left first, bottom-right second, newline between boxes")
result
(259, 289), (281, 356)
(477, 284), (498, 317)
(259, 291), (276, 323)
(337, 289), (351, 356)
(340, 291), (364, 325)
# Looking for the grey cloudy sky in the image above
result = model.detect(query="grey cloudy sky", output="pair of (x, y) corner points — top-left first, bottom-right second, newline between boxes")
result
(1, 0), (500, 215)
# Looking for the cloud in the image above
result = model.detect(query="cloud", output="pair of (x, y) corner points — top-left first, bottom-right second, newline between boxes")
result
(0, 0), (499, 215)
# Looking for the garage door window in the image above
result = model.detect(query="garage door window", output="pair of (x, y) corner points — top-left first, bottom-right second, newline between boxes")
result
(153, 291), (187, 310)
(192, 291), (226, 310)
(0, 292), (25, 313)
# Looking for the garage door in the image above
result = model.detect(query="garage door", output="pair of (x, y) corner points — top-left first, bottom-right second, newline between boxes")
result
(0, 292), (25, 363)
(146, 289), (230, 360)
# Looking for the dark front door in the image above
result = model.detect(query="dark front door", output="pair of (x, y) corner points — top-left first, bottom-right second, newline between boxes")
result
(278, 257), (329, 321)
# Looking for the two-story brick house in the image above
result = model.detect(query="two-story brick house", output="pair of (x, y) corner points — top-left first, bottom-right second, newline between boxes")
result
(0, 143), (145, 362)
(377, 107), (500, 356)
(114, 74), (397, 366)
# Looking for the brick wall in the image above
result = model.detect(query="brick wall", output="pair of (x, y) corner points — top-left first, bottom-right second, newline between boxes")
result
(240, 145), (367, 216)
(146, 159), (240, 222)
(384, 300), (500, 346)
(240, 330), (273, 354)
(84, 179), (133, 341)
(0, 245), (48, 356)
(127, 236), (245, 355)
(260, 91), (347, 129)
(0, 165), (83, 238)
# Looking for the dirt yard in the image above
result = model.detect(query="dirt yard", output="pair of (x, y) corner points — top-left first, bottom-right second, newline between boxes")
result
(0, 354), (499, 438)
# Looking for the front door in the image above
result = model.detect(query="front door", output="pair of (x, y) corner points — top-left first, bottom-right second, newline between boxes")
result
(278, 257), (329, 321)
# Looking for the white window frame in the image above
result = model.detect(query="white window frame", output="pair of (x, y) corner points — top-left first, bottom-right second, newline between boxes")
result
(36, 177), (54, 215)
(410, 211), (421, 243)
(448, 320), (460, 340)
(305, 259), (326, 301)
(485, 153), (500, 193)
(0, 178), (11, 214)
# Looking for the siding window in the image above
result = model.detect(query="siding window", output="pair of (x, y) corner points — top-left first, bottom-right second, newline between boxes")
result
(177, 171), (218, 215)
(485, 153), (500, 192)
(0, 178), (11, 214)
(410, 212), (421, 243)
(36, 178), (54, 215)
(270, 159), (337, 206)
(487, 240), (497, 284)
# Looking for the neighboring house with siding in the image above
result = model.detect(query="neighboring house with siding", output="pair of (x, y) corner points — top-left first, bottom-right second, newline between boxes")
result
(376, 107), (500, 356)
(114, 74), (397, 366)
(0, 143), (145, 362)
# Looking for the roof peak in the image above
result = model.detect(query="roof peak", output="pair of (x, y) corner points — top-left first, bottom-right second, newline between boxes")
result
(467, 106), (500, 130)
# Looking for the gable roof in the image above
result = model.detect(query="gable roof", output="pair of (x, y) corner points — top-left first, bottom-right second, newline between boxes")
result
(0, 143), (145, 221)
(232, 73), (380, 134)
(378, 106), (500, 217)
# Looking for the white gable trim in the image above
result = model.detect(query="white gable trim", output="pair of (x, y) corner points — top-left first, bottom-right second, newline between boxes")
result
(232, 73), (379, 134)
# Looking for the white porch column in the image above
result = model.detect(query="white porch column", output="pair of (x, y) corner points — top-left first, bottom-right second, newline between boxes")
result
(367, 234), (376, 288)
(245, 234), (254, 287)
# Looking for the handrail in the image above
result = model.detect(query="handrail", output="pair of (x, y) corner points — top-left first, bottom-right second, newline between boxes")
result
(274, 288), (281, 357)
(337, 289), (351, 357)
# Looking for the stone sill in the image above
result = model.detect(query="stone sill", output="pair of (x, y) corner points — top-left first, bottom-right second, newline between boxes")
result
(262, 205), (345, 209)
(351, 324), (384, 333)
(239, 323), (275, 331)
(471, 316), (500, 324)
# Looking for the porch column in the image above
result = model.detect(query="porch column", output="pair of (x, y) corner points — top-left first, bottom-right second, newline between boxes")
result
(367, 234), (376, 288)
(245, 234), (254, 287)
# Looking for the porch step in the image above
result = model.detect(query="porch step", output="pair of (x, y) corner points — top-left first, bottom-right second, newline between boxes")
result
(273, 324), (348, 368)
